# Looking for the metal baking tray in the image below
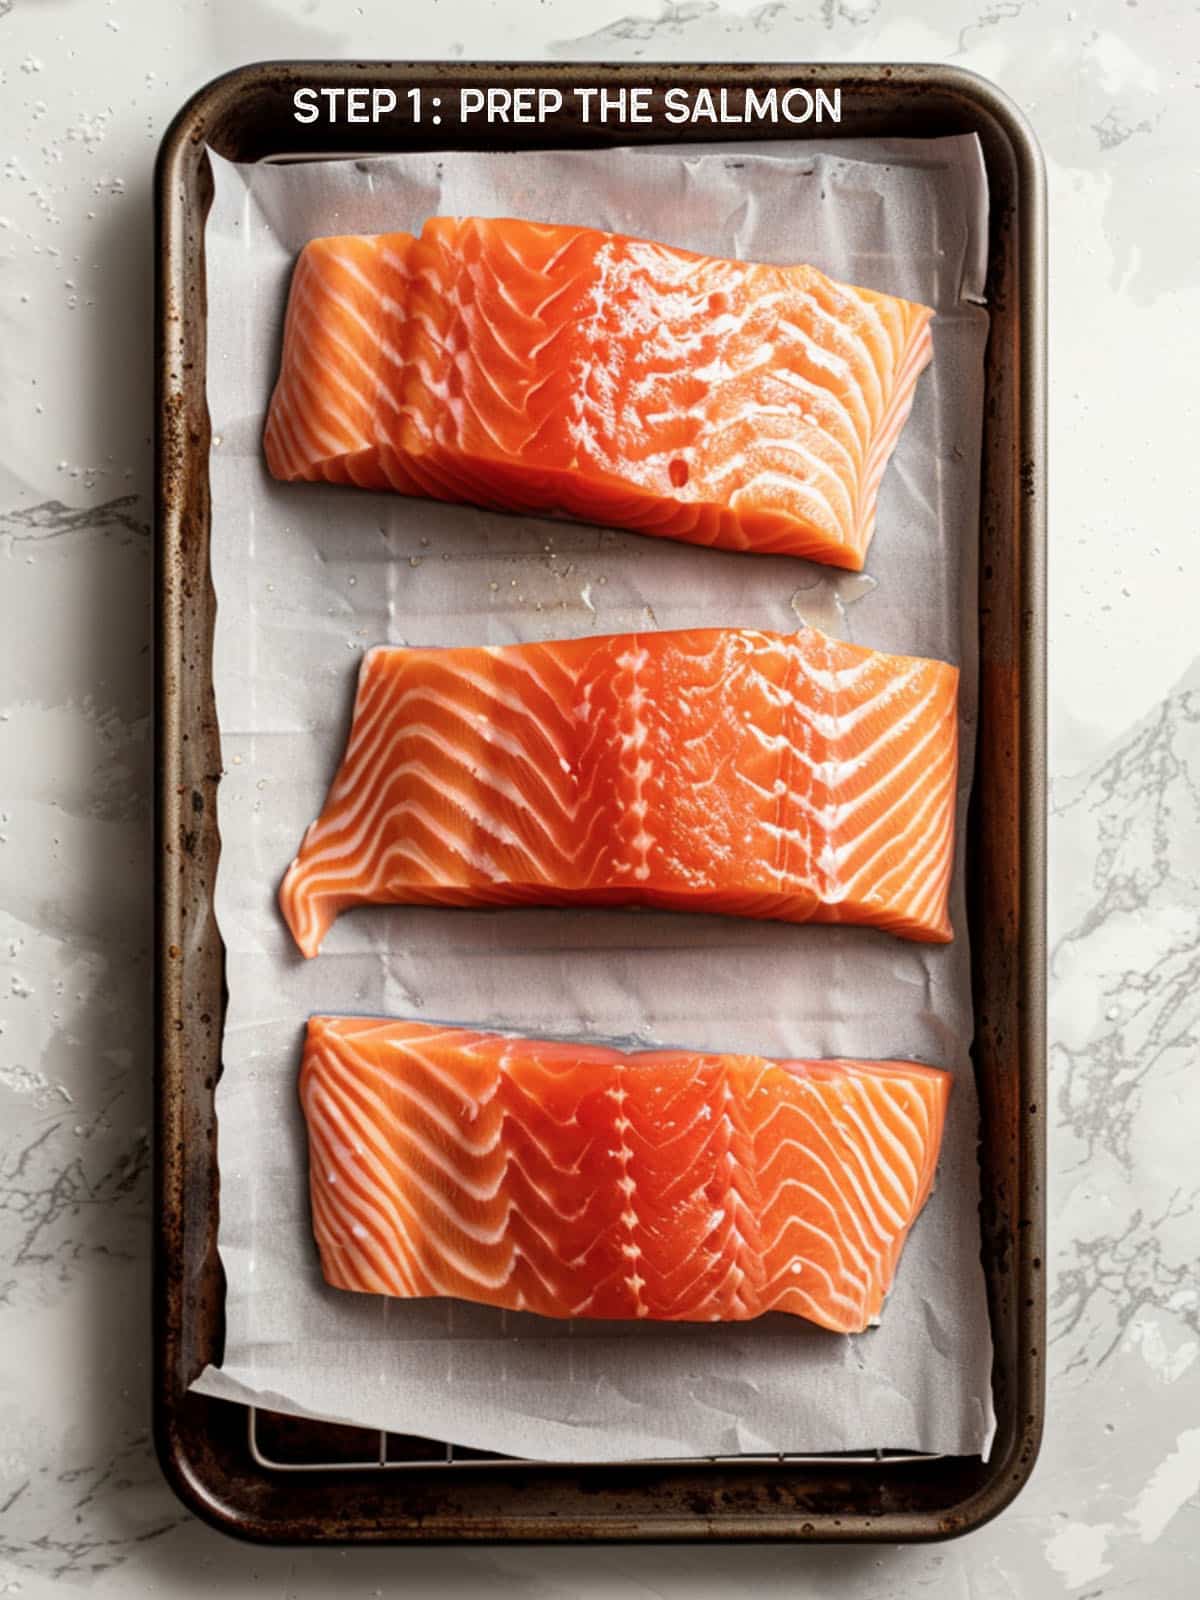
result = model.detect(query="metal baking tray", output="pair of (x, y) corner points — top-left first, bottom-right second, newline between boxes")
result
(155, 60), (1046, 1543)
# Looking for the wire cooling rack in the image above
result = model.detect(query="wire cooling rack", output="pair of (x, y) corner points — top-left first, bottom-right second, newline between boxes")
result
(247, 1408), (939, 1473)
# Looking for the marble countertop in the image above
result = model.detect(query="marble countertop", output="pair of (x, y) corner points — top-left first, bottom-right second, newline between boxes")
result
(1, 0), (1196, 1594)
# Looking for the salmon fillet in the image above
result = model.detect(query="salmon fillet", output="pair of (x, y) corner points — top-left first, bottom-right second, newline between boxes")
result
(280, 626), (959, 957)
(263, 217), (933, 570)
(301, 1018), (950, 1332)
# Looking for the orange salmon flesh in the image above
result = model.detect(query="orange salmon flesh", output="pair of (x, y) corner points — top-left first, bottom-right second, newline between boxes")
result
(280, 626), (959, 957)
(301, 1018), (951, 1332)
(264, 217), (934, 570)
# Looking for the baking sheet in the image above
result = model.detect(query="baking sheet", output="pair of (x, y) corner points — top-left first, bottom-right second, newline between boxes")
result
(192, 134), (995, 1461)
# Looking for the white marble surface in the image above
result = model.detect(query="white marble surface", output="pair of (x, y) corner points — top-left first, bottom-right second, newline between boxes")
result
(0, 0), (1196, 1593)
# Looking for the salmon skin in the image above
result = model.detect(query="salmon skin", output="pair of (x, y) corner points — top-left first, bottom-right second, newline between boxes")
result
(301, 1018), (951, 1332)
(263, 217), (933, 570)
(280, 626), (958, 957)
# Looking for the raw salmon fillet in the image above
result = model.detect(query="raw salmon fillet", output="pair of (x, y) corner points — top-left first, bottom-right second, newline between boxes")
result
(280, 626), (959, 956)
(301, 1018), (951, 1331)
(263, 217), (933, 570)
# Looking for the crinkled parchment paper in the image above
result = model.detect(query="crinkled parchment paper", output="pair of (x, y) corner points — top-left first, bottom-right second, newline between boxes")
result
(192, 135), (995, 1461)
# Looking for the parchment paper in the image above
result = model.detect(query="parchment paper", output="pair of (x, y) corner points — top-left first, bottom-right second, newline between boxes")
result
(192, 135), (996, 1460)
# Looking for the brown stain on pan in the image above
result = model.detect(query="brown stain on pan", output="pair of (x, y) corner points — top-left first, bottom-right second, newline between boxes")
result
(155, 61), (1046, 1544)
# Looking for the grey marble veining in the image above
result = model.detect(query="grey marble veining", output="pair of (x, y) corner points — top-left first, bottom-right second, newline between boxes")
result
(1, 0), (1197, 1595)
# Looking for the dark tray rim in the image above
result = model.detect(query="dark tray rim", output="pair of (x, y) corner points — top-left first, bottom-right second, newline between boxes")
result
(155, 57), (1047, 1546)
